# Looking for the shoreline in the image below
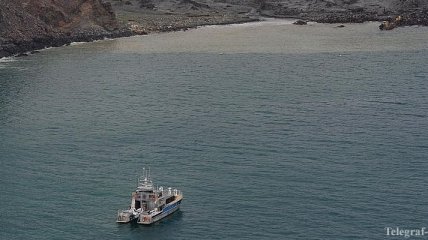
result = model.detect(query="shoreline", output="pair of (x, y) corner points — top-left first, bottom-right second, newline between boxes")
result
(0, 15), (259, 59)
(1, 10), (427, 59)
(0, 29), (133, 59)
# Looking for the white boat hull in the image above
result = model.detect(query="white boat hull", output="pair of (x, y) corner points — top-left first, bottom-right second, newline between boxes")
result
(138, 196), (182, 225)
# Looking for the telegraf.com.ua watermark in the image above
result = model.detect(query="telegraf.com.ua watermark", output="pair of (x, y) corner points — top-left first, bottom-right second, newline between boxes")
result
(386, 227), (428, 238)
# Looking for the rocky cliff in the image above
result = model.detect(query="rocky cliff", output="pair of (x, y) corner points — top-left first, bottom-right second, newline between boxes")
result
(0, 0), (129, 58)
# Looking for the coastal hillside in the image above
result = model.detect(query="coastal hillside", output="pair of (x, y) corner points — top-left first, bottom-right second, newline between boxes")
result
(0, 0), (123, 58)
(1, 0), (427, 57)
(255, 0), (428, 22)
(105, 0), (257, 33)
(107, 0), (428, 29)
(108, 0), (428, 17)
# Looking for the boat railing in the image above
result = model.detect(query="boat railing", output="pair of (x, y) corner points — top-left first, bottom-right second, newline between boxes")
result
(172, 189), (182, 196)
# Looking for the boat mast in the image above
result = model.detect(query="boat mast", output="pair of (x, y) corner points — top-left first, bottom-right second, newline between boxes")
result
(140, 168), (145, 210)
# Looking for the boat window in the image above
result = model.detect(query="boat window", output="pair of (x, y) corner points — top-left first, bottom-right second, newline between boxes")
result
(135, 201), (141, 209)
(166, 196), (176, 204)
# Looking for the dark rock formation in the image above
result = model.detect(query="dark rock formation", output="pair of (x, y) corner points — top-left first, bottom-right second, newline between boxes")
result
(0, 0), (131, 58)
(293, 20), (307, 25)
(139, 0), (155, 9)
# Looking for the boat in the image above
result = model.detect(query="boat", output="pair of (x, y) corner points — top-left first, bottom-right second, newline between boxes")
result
(116, 168), (183, 224)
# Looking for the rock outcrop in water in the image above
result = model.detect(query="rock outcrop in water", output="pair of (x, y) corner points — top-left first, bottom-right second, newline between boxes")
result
(0, 0), (131, 58)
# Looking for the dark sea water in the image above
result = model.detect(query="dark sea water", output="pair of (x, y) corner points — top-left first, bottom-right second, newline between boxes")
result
(1, 20), (428, 239)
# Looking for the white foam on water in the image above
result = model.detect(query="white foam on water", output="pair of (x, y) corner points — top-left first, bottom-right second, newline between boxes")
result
(70, 42), (87, 46)
(70, 38), (114, 46)
(0, 56), (17, 69)
(0, 56), (16, 63)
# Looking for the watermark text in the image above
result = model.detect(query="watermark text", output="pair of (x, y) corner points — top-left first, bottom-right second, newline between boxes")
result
(386, 227), (427, 238)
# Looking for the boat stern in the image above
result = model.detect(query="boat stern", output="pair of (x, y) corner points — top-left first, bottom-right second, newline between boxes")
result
(138, 214), (154, 225)
(116, 210), (138, 223)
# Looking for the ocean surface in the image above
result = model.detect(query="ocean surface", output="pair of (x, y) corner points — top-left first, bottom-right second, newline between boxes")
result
(1, 20), (427, 239)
